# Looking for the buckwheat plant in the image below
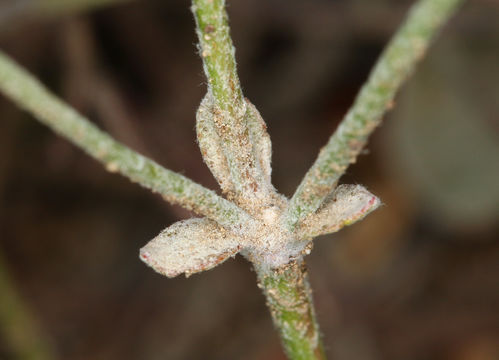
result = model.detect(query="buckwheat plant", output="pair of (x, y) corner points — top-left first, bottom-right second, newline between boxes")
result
(0, 0), (464, 358)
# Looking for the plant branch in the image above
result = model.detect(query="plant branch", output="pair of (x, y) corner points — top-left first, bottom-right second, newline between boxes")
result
(256, 261), (326, 360)
(0, 51), (255, 232)
(191, 0), (244, 117)
(285, 0), (465, 230)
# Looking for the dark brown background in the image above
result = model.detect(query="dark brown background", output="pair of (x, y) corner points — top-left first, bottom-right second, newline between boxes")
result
(0, 0), (498, 359)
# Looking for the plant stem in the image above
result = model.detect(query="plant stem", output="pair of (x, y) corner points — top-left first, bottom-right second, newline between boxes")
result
(192, 2), (327, 357)
(191, 0), (244, 117)
(285, 0), (465, 230)
(256, 261), (326, 360)
(0, 51), (255, 232)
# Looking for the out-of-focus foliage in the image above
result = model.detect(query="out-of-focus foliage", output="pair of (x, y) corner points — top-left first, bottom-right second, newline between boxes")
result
(388, 35), (499, 228)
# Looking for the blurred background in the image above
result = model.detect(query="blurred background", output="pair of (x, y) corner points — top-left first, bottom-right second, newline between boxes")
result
(0, 0), (498, 359)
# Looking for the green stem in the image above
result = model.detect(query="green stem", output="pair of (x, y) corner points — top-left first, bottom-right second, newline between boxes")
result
(285, 0), (465, 230)
(0, 51), (255, 232)
(191, 0), (244, 117)
(256, 261), (326, 360)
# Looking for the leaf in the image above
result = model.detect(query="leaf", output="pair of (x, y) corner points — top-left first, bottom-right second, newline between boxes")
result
(296, 184), (380, 239)
(196, 94), (275, 208)
(139, 218), (242, 278)
(245, 98), (272, 185)
(196, 93), (235, 195)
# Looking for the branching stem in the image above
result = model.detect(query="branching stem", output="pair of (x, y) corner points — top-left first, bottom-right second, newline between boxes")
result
(192, 1), (327, 359)
(0, 0), (466, 358)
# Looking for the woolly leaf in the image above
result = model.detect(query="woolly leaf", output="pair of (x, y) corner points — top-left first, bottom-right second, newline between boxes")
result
(196, 93), (275, 209)
(140, 218), (242, 278)
(297, 184), (380, 239)
(196, 93), (235, 195)
(246, 98), (272, 185)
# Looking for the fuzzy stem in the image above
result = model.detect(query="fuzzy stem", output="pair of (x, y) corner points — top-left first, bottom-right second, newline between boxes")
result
(0, 51), (255, 232)
(256, 261), (326, 360)
(191, 0), (244, 117)
(285, 0), (465, 230)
